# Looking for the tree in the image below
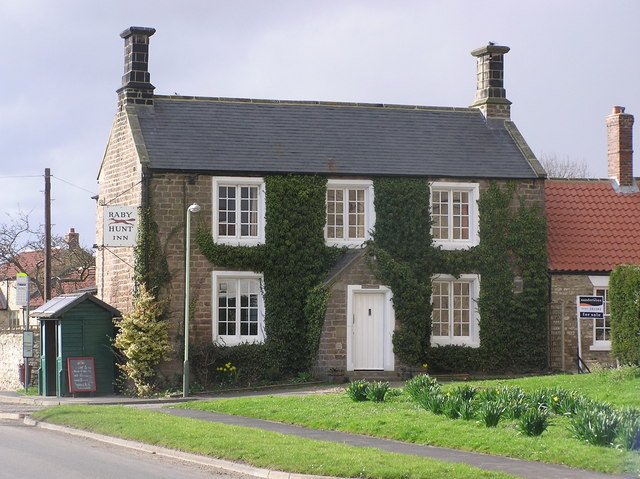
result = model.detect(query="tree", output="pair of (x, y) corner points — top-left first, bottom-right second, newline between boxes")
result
(539, 153), (590, 179)
(0, 212), (94, 300)
(113, 283), (172, 396)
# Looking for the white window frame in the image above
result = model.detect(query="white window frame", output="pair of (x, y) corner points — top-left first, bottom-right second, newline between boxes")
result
(430, 182), (480, 250)
(325, 179), (375, 247)
(212, 271), (265, 346)
(430, 274), (480, 347)
(589, 275), (611, 351)
(213, 177), (265, 246)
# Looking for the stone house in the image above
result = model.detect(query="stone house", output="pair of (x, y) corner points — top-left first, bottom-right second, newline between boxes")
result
(547, 106), (639, 372)
(96, 27), (546, 380)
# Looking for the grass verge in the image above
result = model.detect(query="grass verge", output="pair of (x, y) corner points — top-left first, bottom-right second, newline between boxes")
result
(178, 375), (640, 475)
(32, 405), (513, 479)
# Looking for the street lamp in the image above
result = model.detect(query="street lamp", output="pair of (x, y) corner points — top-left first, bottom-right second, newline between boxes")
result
(183, 202), (201, 397)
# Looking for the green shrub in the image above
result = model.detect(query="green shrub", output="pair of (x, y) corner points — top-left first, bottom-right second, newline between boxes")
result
(346, 380), (370, 402)
(418, 392), (447, 415)
(570, 405), (620, 446)
(517, 407), (550, 436)
(366, 381), (390, 402)
(451, 385), (477, 401)
(444, 395), (464, 420)
(190, 342), (268, 389)
(479, 402), (505, 428)
(615, 410), (640, 450)
(113, 284), (173, 397)
(610, 265), (640, 365)
(404, 374), (439, 401)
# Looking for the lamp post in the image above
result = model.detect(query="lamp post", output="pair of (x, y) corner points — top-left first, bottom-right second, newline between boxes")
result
(183, 202), (201, 397)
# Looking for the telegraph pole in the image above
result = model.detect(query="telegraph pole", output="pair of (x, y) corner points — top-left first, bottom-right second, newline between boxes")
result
(44, 168), (51, 302)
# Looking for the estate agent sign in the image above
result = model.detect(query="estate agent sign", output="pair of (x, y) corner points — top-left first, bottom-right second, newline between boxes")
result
(577, 295), (604, 319)
(103, 206), (138, 247)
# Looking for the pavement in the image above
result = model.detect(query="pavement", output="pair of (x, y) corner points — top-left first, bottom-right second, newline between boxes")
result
(0, 386), (635, 479)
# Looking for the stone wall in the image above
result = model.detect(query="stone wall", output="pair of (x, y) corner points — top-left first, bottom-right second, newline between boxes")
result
(549, 274), (615, 371)
(95, 107), (143, 314)
(0, 331), (39, 390)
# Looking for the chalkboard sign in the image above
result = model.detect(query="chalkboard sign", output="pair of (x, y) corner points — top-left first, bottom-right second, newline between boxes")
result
(67, 357), (96, 393)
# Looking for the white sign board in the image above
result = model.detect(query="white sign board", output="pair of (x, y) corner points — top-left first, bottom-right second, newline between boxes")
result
(15, 273), (29, 307)
(23, 331), (34, 358)
(103, 206), (138, 247)
(577, 295), (604, 319)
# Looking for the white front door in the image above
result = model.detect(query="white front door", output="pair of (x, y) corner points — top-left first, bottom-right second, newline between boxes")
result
(352, 291), (385, 370)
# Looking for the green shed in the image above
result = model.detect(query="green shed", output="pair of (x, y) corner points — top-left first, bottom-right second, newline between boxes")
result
(31, 292), (120, 396)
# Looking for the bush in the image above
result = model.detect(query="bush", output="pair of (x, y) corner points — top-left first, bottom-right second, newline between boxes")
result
(113, 284), (173, 397)
(517, 407), (550, 436)
(570, 405), (621, 446)
(404, 374), (439, 401)
(479, 402), (505, 427)
(418, 392), (447, 415)
(190, 342), (268, 389)
(615, 410), (640, 451)
(346, 380), (370, 402)
(610, 265), (640, 365)
(366, 381), (390, 402)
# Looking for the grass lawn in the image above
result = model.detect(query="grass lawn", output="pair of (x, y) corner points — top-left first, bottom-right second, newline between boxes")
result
(178, 371), (640, 475)
(453, 369), (640, 408)
(32, 405), (513, 479)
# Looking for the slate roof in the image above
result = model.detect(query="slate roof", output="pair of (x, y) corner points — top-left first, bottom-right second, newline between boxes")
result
(133, 96), (541, 179)
(546, 179), (640, 272)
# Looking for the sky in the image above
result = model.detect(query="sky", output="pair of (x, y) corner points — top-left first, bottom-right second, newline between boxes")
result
(1, 0), (639, 248)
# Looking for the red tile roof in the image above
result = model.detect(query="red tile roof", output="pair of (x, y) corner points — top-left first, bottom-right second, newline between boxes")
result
(546, 179), (640, 272)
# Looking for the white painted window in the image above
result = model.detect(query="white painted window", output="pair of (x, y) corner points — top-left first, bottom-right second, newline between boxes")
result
(431, 182), (479, 250)
(213, 177), (265, 245)
(592, 287), (611, 351)
(212, 271), (265, 346)
(431, 274), (480, 347)
(325, 179), (375, 247)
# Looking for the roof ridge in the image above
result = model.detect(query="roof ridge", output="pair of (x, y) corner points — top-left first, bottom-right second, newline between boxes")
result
(153, 95), (479, 113)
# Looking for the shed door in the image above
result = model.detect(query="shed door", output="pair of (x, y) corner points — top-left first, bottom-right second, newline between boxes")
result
(352, 292), (385, 370)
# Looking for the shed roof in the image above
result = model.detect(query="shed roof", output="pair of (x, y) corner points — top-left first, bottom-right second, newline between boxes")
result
(30, 292), (120, 319)
(132, 96), (541, 179)
(546, 179), (640, 272)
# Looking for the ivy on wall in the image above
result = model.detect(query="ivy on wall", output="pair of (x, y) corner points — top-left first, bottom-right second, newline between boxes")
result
(368, 177), (434, 366)
(134, 207), (170, 297)
(197, 175), (341, 376)
(195, 174), (548, 376)
(369, 181), (548, 372)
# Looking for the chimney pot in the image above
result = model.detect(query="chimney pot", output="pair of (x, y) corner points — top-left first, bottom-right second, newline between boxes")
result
(65, 228), (80, 249)
(470, 43), (511, 121)
(117, 26), (156, 106)
(607, 106), (635, 189)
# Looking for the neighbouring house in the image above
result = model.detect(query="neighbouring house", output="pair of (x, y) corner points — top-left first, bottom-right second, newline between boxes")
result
(96, 27), (547, 382)
(547, 106), (639, 372)
(0, 228), (96, 330)
(0, 228), (96, 390)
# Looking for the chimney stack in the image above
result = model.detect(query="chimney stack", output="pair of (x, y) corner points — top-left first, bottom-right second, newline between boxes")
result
(607, 106), (634, 189)
(117, 26), (156, 107)
(470, 43), (511, 121)
(65, 228), (79, 249)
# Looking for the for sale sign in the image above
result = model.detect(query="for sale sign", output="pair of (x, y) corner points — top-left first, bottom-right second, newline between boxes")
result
(577, 295), (604, 319)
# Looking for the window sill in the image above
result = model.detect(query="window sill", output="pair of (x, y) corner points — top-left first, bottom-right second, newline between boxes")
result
(590, 343), (611, 352)
(214, 337), (264, 347)
(431, 339), (480, 348)
(325, 239), (368, 248)
(434, 241), (478, 251)
(214, 237), (264, 247)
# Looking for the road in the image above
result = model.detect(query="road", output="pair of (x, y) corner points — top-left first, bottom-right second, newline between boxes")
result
(0, 419), (253, 479)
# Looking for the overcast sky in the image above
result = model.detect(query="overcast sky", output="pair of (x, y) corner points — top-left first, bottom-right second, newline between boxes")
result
(1, 0), (639, 248)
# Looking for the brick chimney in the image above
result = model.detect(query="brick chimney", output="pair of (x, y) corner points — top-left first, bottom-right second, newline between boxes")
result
(607, 106), (635, 188)
(117, 26), (156, 106)
(470, 43), (511, 121)
(65, 228), (80, 249)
